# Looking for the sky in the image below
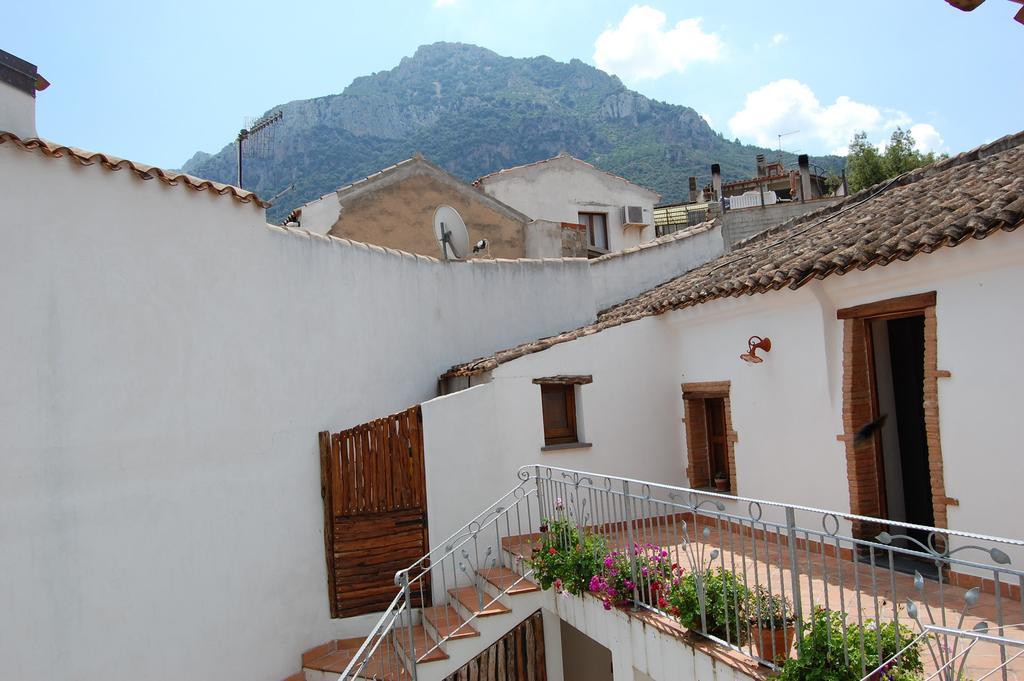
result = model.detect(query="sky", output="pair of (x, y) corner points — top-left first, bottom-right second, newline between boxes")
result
(3, 0), (1021, 169)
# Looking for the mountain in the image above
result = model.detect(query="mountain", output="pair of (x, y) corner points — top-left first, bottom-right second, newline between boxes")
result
(181, 42), (844, 222)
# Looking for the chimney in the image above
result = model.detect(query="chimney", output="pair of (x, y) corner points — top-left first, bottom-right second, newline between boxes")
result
(0, 50), (47, 139)
(798, 154), (811, 203)
(688, 176), (698, 203)
(711, 163), (722, 201)
(756, 154), (767, 177)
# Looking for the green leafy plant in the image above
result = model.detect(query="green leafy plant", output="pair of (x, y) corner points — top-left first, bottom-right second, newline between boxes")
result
(778, 608), (922, 681)
(529, 516), (606, 596)
(667, 568), (750, 645)
(748, 584), (795, 628)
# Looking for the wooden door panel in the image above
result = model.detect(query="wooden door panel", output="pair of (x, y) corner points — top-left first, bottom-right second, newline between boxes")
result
(319, 406), (430, 618)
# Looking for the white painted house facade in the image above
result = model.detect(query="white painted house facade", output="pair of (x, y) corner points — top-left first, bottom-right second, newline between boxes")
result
(476, 153), (662, 256)
(4, 45), (1024, 681)
(437, 133), (1024, 552)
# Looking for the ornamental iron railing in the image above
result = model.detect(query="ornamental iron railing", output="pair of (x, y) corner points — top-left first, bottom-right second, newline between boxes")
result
(338, 466), (1024, 680)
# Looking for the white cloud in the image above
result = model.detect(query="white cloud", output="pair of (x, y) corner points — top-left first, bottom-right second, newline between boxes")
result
(770, 33), (788, 46)
(910, 123), (945, 153)
(727, 79), (944, 156)
(699, 112), (714, 128)
(432, 0), (456, 7)
(593, 5), (723, 81)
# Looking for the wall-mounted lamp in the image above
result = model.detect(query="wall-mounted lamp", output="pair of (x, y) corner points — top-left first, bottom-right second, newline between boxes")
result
(740, 336), (772, 363)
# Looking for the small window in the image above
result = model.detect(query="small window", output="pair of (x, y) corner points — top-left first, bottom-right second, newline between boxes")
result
(578, 212), (608, 252)
(541, 384), (577, 445)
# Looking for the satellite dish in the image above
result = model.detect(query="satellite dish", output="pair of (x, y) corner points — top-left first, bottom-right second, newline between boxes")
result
(433, 205), (470, 261)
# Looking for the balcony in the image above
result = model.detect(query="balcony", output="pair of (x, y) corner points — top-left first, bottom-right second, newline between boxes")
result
(335, 466), (1024, 681)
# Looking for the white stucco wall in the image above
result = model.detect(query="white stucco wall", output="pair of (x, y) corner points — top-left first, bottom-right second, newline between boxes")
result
(0, 144), (598, 681)
(589, 223), (725, 312)
(479, 157), (659, 253)
(423, 231), (1024, 561)
(524, 219), (565, 259)
(0, 82), (38, 139)
(293, 190), (341, 234)
(421, 316), (686, 549)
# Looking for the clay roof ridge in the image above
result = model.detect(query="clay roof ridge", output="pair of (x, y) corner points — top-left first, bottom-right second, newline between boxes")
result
(0, 132), (268, 208)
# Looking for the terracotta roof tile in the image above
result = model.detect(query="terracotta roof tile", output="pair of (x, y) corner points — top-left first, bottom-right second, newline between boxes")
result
(443, 130), (1024, 379)
(0, 132), (268, 208)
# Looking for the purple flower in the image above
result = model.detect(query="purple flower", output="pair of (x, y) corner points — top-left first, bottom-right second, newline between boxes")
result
(554, 497), (565, 510)
(604, 556), (615, 568)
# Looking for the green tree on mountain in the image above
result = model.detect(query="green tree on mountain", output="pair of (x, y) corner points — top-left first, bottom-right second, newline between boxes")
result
(846, 128), (943, 193)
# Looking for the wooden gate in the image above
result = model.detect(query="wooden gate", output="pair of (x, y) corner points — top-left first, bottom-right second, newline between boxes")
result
(318, 406), (430, 618)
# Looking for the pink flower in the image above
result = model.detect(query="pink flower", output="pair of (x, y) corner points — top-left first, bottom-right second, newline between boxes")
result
(602, 599), (612, 611)
(554, 497), (565, 510)
(554, 578), (563, 591)
(549, 547), (557, 555)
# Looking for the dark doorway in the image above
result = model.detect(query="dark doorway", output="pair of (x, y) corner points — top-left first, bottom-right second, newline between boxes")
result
(871, 314), (933, 548)
(705, 398), (730, 489)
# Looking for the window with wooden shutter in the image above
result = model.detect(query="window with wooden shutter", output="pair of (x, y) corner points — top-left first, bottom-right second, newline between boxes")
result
(541, 384), (577, 445)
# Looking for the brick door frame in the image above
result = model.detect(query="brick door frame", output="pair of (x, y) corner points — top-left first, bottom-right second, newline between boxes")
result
(837, 291), (948, 540)
(681, 381), (739, 494)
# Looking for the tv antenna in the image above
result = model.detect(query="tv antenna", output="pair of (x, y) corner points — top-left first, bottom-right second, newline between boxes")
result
(236, 110), (283, 189)
(432, 205), (470, 261)
(265, 183), (295, 207)
(777, 130), (800, 156)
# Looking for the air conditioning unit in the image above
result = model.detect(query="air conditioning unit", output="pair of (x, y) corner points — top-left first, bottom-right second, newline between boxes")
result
(622, 205), (649, 227)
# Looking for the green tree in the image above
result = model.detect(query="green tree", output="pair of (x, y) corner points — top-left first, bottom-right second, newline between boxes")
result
(845, 131), (887, 193)
(846, 128), (944, 193)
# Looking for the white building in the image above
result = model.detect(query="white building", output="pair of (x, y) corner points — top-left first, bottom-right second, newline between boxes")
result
(4, 45), (1024, 681)
(475, 153), (661, 256)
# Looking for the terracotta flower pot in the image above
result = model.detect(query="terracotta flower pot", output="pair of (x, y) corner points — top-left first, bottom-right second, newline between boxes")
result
(713, 478), (729, 491)
(753, 622), (795, 665)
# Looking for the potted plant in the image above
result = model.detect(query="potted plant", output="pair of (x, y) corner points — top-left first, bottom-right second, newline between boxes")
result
(778, 608), (922, 681)
(748, 585), (796, 665)
(713, 471), (730, 491)
(588, 543), (676, 610)
(666, 568), (750, 646)
(530, 516), (607, 596)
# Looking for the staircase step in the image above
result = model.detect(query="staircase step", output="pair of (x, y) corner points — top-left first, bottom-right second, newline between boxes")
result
(448, 586), (511, 617)
(396, 624), (449, 663)
(479, 567), (540, 595)
(422, 604), (480, 640)
(303, 636), (390, 674)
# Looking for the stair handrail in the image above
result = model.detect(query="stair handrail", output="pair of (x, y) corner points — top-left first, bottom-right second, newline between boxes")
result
(335, 587), (410, 680)
(336, 472), (537, 680)
(402, 469), (533, 581)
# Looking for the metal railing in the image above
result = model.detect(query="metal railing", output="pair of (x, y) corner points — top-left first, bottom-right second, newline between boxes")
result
(337, 472), (539, 680)
(339, 466), (1024, 680)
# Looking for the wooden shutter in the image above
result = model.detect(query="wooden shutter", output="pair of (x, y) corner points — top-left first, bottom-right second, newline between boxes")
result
(541, 384), (577, 444)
